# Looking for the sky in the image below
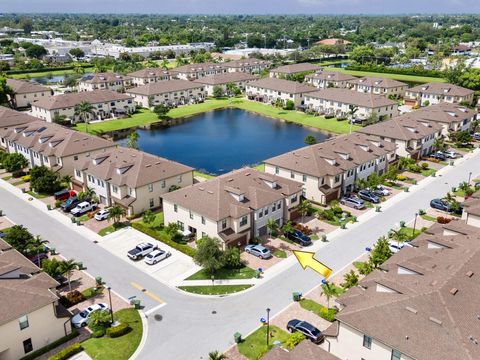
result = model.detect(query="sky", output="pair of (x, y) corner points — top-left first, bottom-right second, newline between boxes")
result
(1, 0), (480, 15)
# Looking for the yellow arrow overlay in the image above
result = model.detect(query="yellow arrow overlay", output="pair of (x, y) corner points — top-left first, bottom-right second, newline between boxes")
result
(293, 250), (332, 279)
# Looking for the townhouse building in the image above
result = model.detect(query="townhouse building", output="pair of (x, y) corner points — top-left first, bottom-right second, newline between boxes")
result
(77, 73), (133, 92)
(162, 168), (303, 249)
(0, 120), (116, 176)
(357, 114), (443, 159)
(0, 240), (72, 360)
(126, 80), (206, 108)
(269, 63), (322, 78)
(6, 78), (52, 109)
(264, 133), (396, 204)
(170, 62), (228, 80)
(462, 194), (480, 227)
(127, 68), (171, 86)
(224, 58), (272, 74)
(304, 88), (399, 121)
(31, 90), (135, 123)
(0, 107), (37, 150)
(73, 147), (193, 216)
(246, 78), (317, 108)
(321, 219), (480, 360)
(304, 70), (357, 89)
(193, 72), (259, 96)
(347, 76), (408, 98)
(405, 82), (474, 106)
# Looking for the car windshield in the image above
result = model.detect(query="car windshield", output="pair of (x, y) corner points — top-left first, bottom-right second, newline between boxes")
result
(79, 310), (88, 318)
(311, 328), (321, 336)
(260, 248), (268, 253)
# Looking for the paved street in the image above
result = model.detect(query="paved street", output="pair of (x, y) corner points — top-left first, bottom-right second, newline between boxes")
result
(1, 150), (480, 359)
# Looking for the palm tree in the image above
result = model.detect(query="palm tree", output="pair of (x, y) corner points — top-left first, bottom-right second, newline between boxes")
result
(389, 228), (408, 246)
(266, 218), (279, 237)
(282, 221), (294, 235)
(433, 137), (446, 152)
(145, 59), (159, 68)
(348, 105), (358, 134)
(73, 63), (85, 75)
(297, 200), (311, 223)
(74, 101), (95, 133)
(108, 205), (125, 227)
(321, 281), (339, 308)
(61, 175), (72, 189)
(60, 259), (80, 292)
(160, 59), (169, 70)
(208, 351), (227, 360)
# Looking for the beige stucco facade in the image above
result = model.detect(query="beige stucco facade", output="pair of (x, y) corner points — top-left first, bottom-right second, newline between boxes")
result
(11, 90), (52, 109)
(462, 211), (480, 228)
(127, 87), (206, 108)
(245, 85), (312, 107)
(351, 83), (407, 98)
(405, 90), (475, 106)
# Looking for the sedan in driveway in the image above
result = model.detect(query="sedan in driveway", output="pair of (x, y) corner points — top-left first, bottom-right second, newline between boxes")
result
(444, 150), (458, 159)
(357, 189), (380, 204)
(71, 303), (108, 328)
(340, 196), (365, 209)
(285, 230), (312, 246)
(145, 249), (171, 265)
(287, 319), (324, 344)
(430, 198), (451, 212)
(244, 244), (272, 259)
(388, 240), (414, 253)
(372, 185), (390, 196)
(94, 209), (110, 221)
(431, 151), (446, 161)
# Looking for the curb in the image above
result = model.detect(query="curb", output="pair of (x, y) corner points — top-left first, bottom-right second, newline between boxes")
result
(129, 310), (149, 360)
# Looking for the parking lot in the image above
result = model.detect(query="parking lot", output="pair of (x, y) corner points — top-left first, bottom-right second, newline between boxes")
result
(98, 227), (199, 285)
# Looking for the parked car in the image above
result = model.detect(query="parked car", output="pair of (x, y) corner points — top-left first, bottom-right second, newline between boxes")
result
(145, 249), (171, 265)
(244, 244), (272, 259)
(60, 196), (80, 212)
(430, 198), (451, 212)
(388, 240), (414, 253)
(287, 319), (324, 344)
(94, 208), (110, 221)
(431, 151), (446, 161)
(71, 303), (108, 328)
(357, 189), (380, 204)
(373, 185), (390, 196)
(70, 201), (96, 217)
(340, 196), (365, 209)
(54, 189), (76, 201)
(27, 252), (48, 265)
(444, 150), (458, 159)
(0, 231), (6, 238)
(473, 133), (480, 141)
(285, 230), (312, 246)
(127, 242), (157, 260)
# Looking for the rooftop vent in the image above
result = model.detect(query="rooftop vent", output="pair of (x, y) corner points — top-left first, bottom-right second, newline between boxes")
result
(429, 317), (442, 325)
(405, 306), (418, 314)
(450, 287), (459, 295)
(466, 271), (474, 277)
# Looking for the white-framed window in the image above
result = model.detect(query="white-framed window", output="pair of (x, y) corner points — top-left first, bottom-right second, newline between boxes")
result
(290, 171), (295, 179)
(240, 216), (247, 226)
(174, 204), (178, 212)
(222, 219), (227, 229)
(112, 185), (118, 194)
(291, 195), (298, 203)
(177, 221), (184, 231)
(189, 210), (193, 219)
(148, 183), (153, 192)
(391, 350), (401, 360)
(275, 166), (279, 174)
(149, 198), (154, 208)
(302, 174), (307, 182)
(19, 315), (29, 330)
(161, 180), (166, 188)
(177, 175), (182, 183)
(201, 216), (206, 225)
(363, 335), (372, 349)
(75, 170), (81, 177)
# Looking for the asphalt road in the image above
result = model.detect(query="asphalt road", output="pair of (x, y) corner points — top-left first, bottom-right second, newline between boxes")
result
(1, 151), (480, 360)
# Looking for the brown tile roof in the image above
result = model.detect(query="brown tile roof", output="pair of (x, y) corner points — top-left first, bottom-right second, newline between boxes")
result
(330, 223), (480, 360)
(79, 147), (193, 188)
(0, 245), (60, 326)
(264, 132), (396, 178)
(304, 70), (357, 82)
(193, 72), (259, 85)
(32, 90), (133, 110)
(170, 62), (226, 75)
(6, 78), (51, 94)
(225, 58), (272, 68)
(0, 106), (37, 129)
(262, 341), (340, 360)
(127, 68), (171, 79)
(408, 82), (474, 97)
(305, 88), (397, 108)
(248, 78), (317, 94)
(463, 194), (480, 217)
(404, 102), (476, 125)
(162, 168), (302, 221)
(0, 120), (115, 158)
(79, 72), (132, 84)
(348, 76), (408, 89)
(316, 38), (351, 46)
(126, 79), (204, 96)
(271, 62), (322, 75)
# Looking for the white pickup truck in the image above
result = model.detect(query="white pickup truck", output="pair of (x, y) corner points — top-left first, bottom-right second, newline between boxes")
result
(127, 242), (157, 260)
(70, 201), (96, 217)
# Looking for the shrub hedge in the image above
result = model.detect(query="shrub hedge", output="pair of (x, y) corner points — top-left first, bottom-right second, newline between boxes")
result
(131, 222), (196, 257)
(47, 343), (83, 360)
(106, 322), (131, 338)
(19, 331), (78, 360)
(346, 63), (444, 78)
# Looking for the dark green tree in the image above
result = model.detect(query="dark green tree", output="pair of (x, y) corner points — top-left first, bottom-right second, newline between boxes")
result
(193, 237), (225, 274)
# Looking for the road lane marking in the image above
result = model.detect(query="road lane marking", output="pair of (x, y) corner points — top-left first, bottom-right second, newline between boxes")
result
(131, 281), (165, 304)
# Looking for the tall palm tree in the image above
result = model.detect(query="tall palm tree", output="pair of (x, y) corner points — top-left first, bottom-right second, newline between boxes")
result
(266, 218), (279, 237)
(108, 205), (125, 227)
(348, 105), (358, 134)
(321, 281), (339, 308)
(297, 200), (311, 223)
(73, 63), (85, 75)
(74, 101), (95, 133)
(160, 59), (169, 70)
(61, 259), (80, 292)
(389, 228), (408, 246)
(208, 351), (227, 360)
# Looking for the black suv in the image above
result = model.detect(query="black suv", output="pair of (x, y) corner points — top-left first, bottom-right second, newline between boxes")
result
(287, 319), (324, 344)
(285, 230), (312, 246)
(60, 196), (80, 212)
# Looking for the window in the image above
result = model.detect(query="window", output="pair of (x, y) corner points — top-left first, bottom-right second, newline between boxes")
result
(363, 335), (372, 349)
(202, 232), (207, 238)
(73, 155), (78, 161)
(290, 171), (295, 179)
(148, 183), (153, 192)
(75, 170), (81, 177)
(291, 195), (298, 203)
(221, 219), (227, 229)
(23, 338), (33, 354)
(149, 198), (154, 208)
(391, 350), (402, 360)
(240, 216), (248, 226)
(161, 180), (166, 188)
(264, 207), (269, 215)
(174, 204), (178, 212)
(112, 185), (118, 194)
(189, 210), (194, 219)
(177, 221), (184, 231)
(201, 216), (206, 225)
(277, 202), (282, 210)
(302, 174), (307, 182)
(335, 175), (340, 183)
(19, 315), (29, 330)
(258, 210), (263, 218)
(275, 166), (279, 175)
(177, 175), (182, 183)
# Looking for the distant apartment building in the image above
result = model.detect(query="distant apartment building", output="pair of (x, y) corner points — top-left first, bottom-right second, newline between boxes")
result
(224, 58), (272, 74)
(73, 148), (193, 216)
(0, 120), (115, 176)
(357, 113), (443, 158)
(405, 82), (475, 106)
(126, 80), (206, 108)
(31, 90), (135, 123)
(6, 78), (52, 108)
(0, 240), (72, 360)
(304, 70), (356, 89)
(162, 168), (303, 248)
(264, 133), (396, 204)
(193, 72), (258, 96)
(78, 73), (133, 92)
(321, 219), (480, 360)
(347, 76), (408, 98)
(269, 63), (322, 78)
(127, 68), (171, 86)
(246, 78), (317, 108)
(170, 62), (228, 80)
(304, 88), (399, 121)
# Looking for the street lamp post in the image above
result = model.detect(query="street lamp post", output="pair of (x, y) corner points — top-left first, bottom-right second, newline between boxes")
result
(107, 286), (114, 325)
(468, 171), (473, 185)
(211, 275), (215, 287)
(266, 308), (271, 346)
(412, 213), (418, 237)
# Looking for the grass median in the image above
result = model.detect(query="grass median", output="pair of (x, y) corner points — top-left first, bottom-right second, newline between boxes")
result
(178, 284), (252, 295)
(186, 266), (257, 280)
(237, 325), (290, 360)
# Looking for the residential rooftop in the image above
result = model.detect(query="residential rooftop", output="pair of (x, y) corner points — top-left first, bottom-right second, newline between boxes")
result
(305, 88), (398, 108)
(408, 82), (474, 97)
(348, 76), (408, 88)
(0, 106), (37, 129)
(304, 70), (357, 82)
(79, 72), (132, 84)
(248, 77), (317, 94)
(263, 340), (340, 360)
(193, 72), (258, 85)
(127, 67), (171, 78)
(32, 89), (133, 110)
(6, 78), (51, 94)
(270, 62), (322, 74)
(403, 102), (476, 125)
(126, 79), (204, 96)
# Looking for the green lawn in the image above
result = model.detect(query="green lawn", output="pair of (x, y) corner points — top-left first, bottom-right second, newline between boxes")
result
(11, 179), (25, 186)
(75, 98), (359, 135)
(420, 168), (436, 177)
(273, 249), (287, 258)
(299, 298), (338, 322)
(82, 309), (142, 360)
(421, 214), (437, 222)
(254, 163), (265, 172)
(178, 284), (252, 295)
(397, 226), (423, 240)
(186, 266), (257, 280)
(77, 214), (90, 222)
(193, 171), (215, 180)
(237, 325), (290, 360)
(10, 67), (95, 79)
(26, 191), (49, 199)
(136, 211), (164, 228)
(326, 66), (446, 83)
(98, 222), (128, 236)
(1, 175), (12, 181)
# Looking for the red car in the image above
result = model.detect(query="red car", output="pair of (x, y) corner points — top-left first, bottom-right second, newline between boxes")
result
(54, 189), (76, 201)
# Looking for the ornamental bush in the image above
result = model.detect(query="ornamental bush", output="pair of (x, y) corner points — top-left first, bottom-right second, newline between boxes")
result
(106, 322), (131, 338)
(48, 343), (83, 360)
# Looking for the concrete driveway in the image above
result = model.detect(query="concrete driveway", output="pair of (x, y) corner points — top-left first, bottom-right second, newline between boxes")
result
(98, 227), (199, 286)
